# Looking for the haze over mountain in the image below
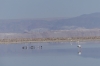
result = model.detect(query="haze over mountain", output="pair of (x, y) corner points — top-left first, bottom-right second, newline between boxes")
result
(0, 12), (100, 33)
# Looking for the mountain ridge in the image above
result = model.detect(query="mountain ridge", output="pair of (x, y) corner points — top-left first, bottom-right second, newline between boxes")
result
(0, 12), (100, 33)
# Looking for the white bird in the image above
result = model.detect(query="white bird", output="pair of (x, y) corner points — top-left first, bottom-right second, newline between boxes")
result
(77, 45), (81, 48)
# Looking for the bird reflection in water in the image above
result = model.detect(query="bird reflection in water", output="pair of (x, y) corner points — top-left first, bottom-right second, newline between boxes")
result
(78, 51), (82, 55)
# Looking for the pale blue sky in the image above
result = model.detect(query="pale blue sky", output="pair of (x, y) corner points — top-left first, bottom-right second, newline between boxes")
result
(0, 0), (100, 19)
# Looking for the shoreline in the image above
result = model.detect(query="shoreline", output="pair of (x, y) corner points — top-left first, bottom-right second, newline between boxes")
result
(0, 37), (100, 44)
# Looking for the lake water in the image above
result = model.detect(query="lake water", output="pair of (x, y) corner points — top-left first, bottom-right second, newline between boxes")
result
(0, 41), (100, 66)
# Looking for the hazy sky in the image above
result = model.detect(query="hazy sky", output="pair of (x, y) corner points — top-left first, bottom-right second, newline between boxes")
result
(0, 0), (100, 19)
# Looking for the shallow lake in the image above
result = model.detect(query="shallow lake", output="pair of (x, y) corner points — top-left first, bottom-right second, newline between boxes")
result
(0, 41), (100, 66)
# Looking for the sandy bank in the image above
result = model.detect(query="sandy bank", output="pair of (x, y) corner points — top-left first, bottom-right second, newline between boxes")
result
(0, 36), (100, 44)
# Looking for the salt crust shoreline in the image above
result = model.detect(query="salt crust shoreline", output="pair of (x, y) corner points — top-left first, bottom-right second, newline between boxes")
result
(0, 37), (100, 44)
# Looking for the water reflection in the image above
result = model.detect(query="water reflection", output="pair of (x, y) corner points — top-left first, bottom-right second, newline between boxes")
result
(80, 48), (100, 58)
(78, 51), (81, 55)
(0, 42), (100, 58)
(78, 48), (82, 55)
(1, 42), (100, 66)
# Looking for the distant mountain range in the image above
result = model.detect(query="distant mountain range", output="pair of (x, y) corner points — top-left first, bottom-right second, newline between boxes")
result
(0, 12), (100, 33)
